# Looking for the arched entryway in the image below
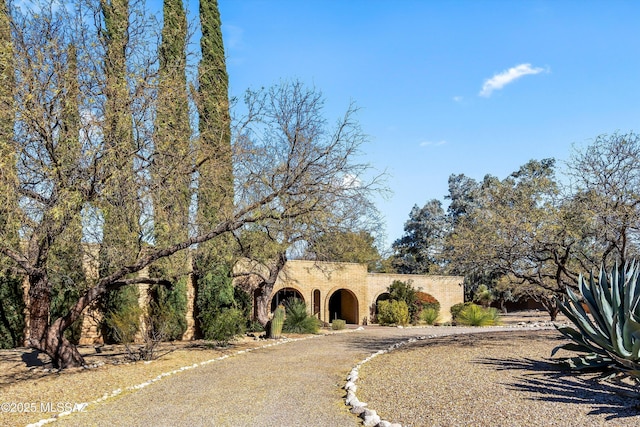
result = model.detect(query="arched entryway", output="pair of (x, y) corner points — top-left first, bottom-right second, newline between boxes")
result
(371, 292), (390, 323)
(271, 287), (304, 311)
(328, 289), (358, 324)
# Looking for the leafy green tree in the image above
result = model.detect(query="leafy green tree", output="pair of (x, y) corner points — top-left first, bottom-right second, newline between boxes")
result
(306, 231), (381, 271)
(392, 199), (448, 274)
(445, 159), (585, 319)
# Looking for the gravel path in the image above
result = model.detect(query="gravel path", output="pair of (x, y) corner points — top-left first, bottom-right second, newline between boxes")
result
(357, 330), (640, 427)
(39, 324), (640, 427)
(51, 326), (501, 427)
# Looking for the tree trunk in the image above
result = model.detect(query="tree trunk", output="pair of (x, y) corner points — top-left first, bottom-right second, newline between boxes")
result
(43, 319), (85, 369)
(27, 273), (85, 368)
(254, 287), (271, 327)
(540, 295), (559, 322)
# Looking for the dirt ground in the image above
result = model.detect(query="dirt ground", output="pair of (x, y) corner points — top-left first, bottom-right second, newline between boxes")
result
(0, 310), (561, 426)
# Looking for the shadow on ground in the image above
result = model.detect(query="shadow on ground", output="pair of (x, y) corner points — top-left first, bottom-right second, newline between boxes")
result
(476, 356), (640, 421)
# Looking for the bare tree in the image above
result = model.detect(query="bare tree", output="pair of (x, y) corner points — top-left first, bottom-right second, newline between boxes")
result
(0, 4), (383, 367)
(231, 81), (385, 326)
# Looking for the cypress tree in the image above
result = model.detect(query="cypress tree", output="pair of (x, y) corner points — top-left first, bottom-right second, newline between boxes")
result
(48, 43), (87, 345)
(0, 0), (17, 240)
(99, 0), (141, 340)
(99, 0), (140, 276)
(150, 0), (191, 340)
(197, 0), (233, 231)
(0, 0), (22, 348)
(153, 0), (191, 267)
(194, 0), (239, 338)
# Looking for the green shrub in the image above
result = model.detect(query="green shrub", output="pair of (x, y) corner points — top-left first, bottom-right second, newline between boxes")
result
(197, 263), (249, 342)
(102, 285), (141, 344)
(419, 307), (440, 325)
(0, 273), (25, 349)
(149, 278), (188, 341)
(331, 319), (346, 330)
(388, 280), (420, 323)
(202, 307), (246, 345)
(377, 299), (409, 326)
(456, 303), (500, 326)
(247, 321), (265, 333)
(450, 302), (474, 322)
(283, 299), (320, 334)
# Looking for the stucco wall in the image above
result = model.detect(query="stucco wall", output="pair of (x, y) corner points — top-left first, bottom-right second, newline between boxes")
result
(272, 260), (464, 324)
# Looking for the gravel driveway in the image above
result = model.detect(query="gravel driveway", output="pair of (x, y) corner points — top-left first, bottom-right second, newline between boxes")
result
(52, 326), (504, 427)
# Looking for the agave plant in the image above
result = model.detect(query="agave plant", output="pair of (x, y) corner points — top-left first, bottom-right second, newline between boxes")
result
(555, 261), (640, 376)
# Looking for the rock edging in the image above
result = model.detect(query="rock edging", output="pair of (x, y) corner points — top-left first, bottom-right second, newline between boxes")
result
(26, 330), (355, 427)
(343, 324), (558, 427)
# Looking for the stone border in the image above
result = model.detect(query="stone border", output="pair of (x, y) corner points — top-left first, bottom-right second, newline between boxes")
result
(343, 324), (560, 427)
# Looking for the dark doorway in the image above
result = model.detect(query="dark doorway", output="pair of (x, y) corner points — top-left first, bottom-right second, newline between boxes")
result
(328, 289), (359, 324)
(270, 287), (304, 312)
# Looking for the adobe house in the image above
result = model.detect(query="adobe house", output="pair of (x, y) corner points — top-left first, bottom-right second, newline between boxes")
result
(78, 259), (464, 343)
(266, 260), (463, 325)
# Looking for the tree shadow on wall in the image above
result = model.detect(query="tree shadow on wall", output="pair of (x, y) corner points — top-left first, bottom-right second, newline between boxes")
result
(476, 356), (640, 422)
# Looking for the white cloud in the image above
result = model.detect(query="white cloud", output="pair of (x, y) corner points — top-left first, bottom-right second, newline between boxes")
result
(223, 24), (245, 50)
(453, 96), (463, 103)
(479, 63), (546, 97)
(420, 140), (447, 147)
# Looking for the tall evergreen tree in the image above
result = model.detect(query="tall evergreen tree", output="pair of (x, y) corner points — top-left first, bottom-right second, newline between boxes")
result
(0, 0), (24, 349)
(153, 0), (191, 275)
(149, 0), (191, 340)
(197, 0), (233, 236)
(0, 0), (17, 241)
(48, 44), (87, 344)
(195, 0), (234, 273)
(99, 0), (140, 276)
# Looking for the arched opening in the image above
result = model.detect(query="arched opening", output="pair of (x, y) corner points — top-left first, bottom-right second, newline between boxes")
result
(371, 292), (390, 323)
(270, 287), (304, 312)
(328, 289), (359, 324)
(313, 289), (321, 318)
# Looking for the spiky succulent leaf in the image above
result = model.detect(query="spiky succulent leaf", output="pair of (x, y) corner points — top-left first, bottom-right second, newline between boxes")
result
(557, 261), (640, 378)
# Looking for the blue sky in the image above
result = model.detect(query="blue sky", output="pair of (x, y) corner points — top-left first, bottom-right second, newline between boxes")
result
(206, 1), (639, 249)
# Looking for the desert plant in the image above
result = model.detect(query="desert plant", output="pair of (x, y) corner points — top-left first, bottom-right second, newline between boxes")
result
(456, 303), (500, 326)
(283, 299), (321, 334)
(269, 304), (286, 339)
(450, 302), (474, 322)
(419, 307), (440, 325)
(202, 307), (246, 346)
(331, 319), (346, 330)
(101, 285), (141, 345)
(554, 262), (640, 375)
(104, 300), (142, 360)
(473, 284), (495, 308)
(377, 299), (409, 326)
